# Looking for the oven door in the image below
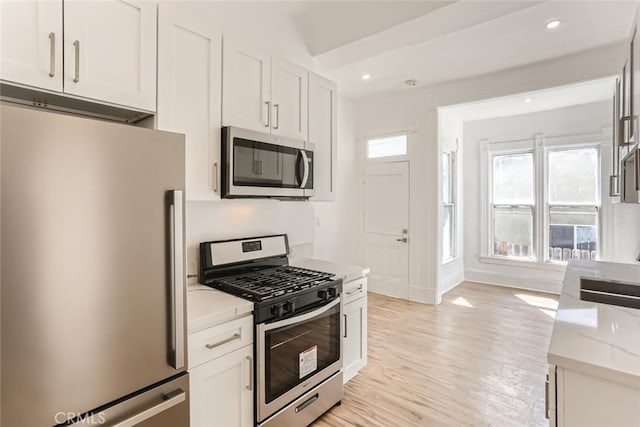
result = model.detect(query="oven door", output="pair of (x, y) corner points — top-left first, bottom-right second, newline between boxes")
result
(256, 297), (342, 423)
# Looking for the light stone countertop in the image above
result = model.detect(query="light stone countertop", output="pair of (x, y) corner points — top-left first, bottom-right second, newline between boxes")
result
(291, 258), (370, 283)
(548, 260), (640, 388)
(187, 284), (253, 334)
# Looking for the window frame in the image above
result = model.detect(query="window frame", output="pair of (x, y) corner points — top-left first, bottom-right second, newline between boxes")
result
(442, 151), (456, 262)
(481, 133), (604, 267)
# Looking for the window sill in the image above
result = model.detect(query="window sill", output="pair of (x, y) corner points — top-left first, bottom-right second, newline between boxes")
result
(479, 256), (567, 272)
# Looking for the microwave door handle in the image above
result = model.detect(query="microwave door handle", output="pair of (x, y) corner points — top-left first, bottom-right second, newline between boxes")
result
(300, 150), (309, 188)
(295, 150), (303, 185)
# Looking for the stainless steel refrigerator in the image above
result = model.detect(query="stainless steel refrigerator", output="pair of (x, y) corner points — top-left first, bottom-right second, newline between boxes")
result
(0, 104), (189, 426)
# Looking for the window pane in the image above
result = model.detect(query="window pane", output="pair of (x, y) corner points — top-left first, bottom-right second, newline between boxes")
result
(493, 153), (534, 204)
(549, 206), (598, 261)
(548, 148), (598, 204)
(493, 206), (534, 258)
(443, 205), (454, 260)
(442, 153), (451, 203)
(367, 135), (407, 158)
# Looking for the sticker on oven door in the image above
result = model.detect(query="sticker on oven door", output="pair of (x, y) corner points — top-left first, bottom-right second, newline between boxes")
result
(299, 345), (318, 378)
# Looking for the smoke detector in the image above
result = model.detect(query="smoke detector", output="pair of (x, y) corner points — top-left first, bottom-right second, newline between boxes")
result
(404, 79), (417, 87)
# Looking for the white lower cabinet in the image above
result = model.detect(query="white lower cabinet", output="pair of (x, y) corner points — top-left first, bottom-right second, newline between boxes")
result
(188, 314), (254, 427)
(343, 277), (368, 383)
(190, 344), (253, 427)
(548, 365), (640, 426)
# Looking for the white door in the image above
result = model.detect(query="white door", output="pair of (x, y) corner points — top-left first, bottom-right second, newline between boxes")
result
(157, 3), (222, 201)
(309, 72), (337, 201)
(0, 0), (63, 92)
(270, 57), (308, 140)
(364, 162), (410, 299)
(63, 0), (157, 111)
(190, 345), (253, 427)
(222, 38), (271, 132)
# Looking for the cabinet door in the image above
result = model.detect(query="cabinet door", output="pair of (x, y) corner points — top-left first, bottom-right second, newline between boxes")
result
(190, 345), (253, 427)
(63, 0), (156, 111)
(343, 295), (367, 383)
(271, 57), (308, 140)
(0, 0), (63, 92)
(222, 38), (271, 132)
(309, 73), (337, 201)
(157, 3), (222, 201)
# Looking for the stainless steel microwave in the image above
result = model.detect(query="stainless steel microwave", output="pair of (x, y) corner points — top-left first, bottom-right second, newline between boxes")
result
(221, 126), (314, 199)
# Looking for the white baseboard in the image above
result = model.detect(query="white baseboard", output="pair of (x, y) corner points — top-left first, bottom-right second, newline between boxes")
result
(465, 269), (562, 294)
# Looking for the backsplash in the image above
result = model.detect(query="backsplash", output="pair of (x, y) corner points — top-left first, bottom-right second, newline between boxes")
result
(186, 200), (315, 279)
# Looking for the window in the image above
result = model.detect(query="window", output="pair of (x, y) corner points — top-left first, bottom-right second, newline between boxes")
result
(486, 141), (600, 264)
(491, 153), (535, 259)
(443, 152), (456, 261)
(547, 148), (599, 262)
(367, 135), (407, 158)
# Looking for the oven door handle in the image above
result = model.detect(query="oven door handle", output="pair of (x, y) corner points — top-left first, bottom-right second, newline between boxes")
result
(264, 297), (340, 331)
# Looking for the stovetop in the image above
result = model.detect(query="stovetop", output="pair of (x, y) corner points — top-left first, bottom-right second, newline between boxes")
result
(213, 265), (335, 302)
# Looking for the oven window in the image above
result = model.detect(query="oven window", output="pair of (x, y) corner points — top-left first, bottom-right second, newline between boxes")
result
(264, 302), (340, 404)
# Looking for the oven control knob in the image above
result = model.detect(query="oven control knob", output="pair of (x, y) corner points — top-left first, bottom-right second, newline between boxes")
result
(327, 287), (337, 298)
(317, 289), (328, 300)
(283, 301), (295, 313)
(270, 304), (284, 317)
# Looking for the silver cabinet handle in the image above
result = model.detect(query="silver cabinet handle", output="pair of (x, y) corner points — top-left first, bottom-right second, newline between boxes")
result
(300, 150), (309, 188)
(48, 33), (55, 77)
(111, 389), (186, 427)
(396, 237), (408, 243)
(346, 286), (363, 296)
(246, 356), (253, 391)
(170, 190), (185, 369)
(73, 40), (80, 83)
(273, 104), (280, 129)
(264, 101), (270, 127)
(636, 149), (640, 191)
(205, 333), (240, 350)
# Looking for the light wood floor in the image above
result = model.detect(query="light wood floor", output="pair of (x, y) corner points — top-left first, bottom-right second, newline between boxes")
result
(313, 282), (558, 427)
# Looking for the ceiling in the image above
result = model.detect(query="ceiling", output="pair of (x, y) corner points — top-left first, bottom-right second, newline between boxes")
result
(441, 77), (616, 122)
(285, 1), (637, 99)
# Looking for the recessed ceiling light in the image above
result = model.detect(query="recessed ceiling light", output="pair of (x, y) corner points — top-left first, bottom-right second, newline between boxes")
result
(524, 98), (533, 103)
(361, 74), (371, 81)
(545, 20), (561, 30)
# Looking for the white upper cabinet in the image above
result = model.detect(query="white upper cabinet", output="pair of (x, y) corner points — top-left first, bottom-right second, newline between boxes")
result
(271, 57), (308, 140)
(63, 0), (156, 111)
(0, 0), (63, 92)
(309, 72), (337, 201)
(0, 0), (156, 112)
(222, 39), (271, 132)
(222, 38), (309, 141)
(157, 3), (222, 201)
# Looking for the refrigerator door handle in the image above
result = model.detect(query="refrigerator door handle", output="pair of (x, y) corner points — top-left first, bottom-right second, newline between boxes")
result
(170, 190), (185, 370)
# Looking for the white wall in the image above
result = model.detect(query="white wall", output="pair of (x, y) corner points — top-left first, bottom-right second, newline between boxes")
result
(462, 101), (640, 294)
(355, 42), (626, 304)
(312, 97), (363, 265)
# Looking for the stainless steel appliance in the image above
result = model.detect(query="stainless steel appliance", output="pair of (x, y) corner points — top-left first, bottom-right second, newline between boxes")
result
(199, 235), (343, 426)
(221, 126), (315, 199)
(0, 104), (189, 426)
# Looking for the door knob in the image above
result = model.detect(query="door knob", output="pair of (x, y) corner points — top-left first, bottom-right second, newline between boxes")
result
(396, 237), (408, 243)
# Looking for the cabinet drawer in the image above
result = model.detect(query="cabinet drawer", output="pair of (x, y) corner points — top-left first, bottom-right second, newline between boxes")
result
(189, 315), (253, 369)
(343, 277), (367, 305)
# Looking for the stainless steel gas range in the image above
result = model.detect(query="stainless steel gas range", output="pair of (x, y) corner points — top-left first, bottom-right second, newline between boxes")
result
(199, 234), (343, 426)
